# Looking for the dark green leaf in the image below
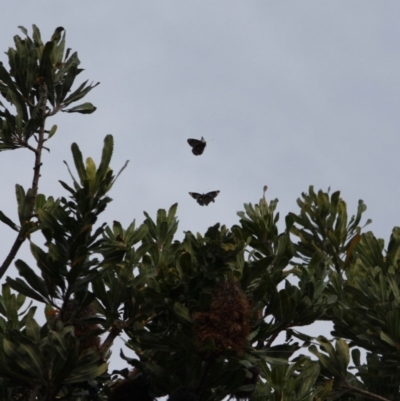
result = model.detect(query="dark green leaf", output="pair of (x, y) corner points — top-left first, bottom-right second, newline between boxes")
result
(0, 210), (18, 231)
(63, 102), (97, 114)
(14, 259), (49, 301)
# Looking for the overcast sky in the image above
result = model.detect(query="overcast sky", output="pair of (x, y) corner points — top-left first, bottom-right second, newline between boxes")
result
(1, 1), (399, 371)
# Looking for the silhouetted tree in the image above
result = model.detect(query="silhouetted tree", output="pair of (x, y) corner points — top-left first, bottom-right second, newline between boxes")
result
(0, 25), (398, 401)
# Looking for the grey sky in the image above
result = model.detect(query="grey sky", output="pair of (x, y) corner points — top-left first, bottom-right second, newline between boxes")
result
(1, 0), (399, 371)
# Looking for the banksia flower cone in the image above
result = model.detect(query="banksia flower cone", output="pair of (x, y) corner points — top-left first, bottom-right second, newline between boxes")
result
(193, 281), (250, 354)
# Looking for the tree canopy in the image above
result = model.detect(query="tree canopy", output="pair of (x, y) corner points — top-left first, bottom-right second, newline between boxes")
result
(0, 25), (399, 401)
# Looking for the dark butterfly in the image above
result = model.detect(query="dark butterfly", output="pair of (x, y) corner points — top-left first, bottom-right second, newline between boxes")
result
(189, 191), (220, 206)
(187, 137), (206, 156)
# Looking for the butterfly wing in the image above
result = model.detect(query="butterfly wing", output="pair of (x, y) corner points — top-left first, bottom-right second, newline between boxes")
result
(187, 137), (206, 156)
(189, 192), (206, 206)
(202, 190), (220, 205)
(189, 191), (219, 206)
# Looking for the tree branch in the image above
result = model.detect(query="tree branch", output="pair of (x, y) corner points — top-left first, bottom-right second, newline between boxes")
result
(341, 383), (393, 401)
(0, 236), (26, 279)
(99, 319), (133, 354)
(0, 83), (47, 280)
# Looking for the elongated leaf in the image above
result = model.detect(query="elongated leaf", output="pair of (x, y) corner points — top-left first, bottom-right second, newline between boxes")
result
(62, 81), (100, 107)
(18, 26), (28, 36)
(0, 210), (18, 231)
(36, 209), (64, 239)
(335, 339), (350, 373)
(15, 184), (26, 224)
(56, 64), (78, 105)
(18, 342), (45, 377)
(173, 302), (191, 322)
(96, 134), (113, 182)
(58, 179), (77, 195)
(309, 344), (342, 378)
(39, 41), (55, 105)
(32, 24), (43, 47)
(64, 361), (107, 383)
(63, 102), (97, 114)
(25, 317), (41, 343)
(86, 157), (97, 185)
(48, 124), (57, 138)
(167, 203), (178, 225)
(14, 259), (49, 300)
(314, 378), (334, 399)
(70, 142), (86, 183)
(6, 277), (47, 304)
(380, 331), (396, 347)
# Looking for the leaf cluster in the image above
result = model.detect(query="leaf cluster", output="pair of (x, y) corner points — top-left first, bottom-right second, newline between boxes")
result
(0, 25), (98, 152)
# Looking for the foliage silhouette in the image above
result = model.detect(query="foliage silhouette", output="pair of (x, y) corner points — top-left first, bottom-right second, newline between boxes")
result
(0, 25), (398, 401)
